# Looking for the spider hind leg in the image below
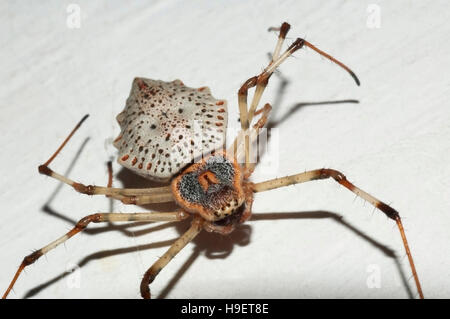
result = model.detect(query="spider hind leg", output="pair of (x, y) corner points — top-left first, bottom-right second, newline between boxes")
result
(252, 168), (424, 299)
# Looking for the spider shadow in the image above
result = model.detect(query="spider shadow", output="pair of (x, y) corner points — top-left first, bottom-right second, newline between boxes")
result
(267, 69), (359, 130)
(23, 209), (412, 299)
(267, 99), (359, 130)
(242, 54), (360, 131)
(28, 139), (185, 297)
(40, 139), (179, 240)
(27, 137), (181, 298)
(237, 64), (359, 164)
(159, 210), (413, 299)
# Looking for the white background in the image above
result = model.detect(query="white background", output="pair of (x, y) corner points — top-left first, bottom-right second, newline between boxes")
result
(1, 0), (449, 299)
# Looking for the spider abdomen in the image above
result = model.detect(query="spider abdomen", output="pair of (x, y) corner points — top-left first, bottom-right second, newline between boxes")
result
(114, 78), (228, 182)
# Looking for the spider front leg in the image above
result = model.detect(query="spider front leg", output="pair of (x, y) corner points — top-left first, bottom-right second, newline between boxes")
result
(140, 216), (204, 299)
(247, 22), (291, 123)
(252, 169), (424, 299)
(38, 115), (174, 204)
(235, 22), (359, 169)
(241, 22), (359, 129)
(2, 211), (189, 299)
(229, 103), (272, 172)
(235, 23), (292, 166)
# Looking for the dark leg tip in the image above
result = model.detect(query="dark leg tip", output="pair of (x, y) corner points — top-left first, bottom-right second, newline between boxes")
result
(38, 165), (52, 176)
(76, 114), (90, 129)
(350, 71), (361, 86)
(279, 22), (291, 39)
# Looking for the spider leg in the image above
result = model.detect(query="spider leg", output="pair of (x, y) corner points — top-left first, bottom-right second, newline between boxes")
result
(247, 22), (291, 124)
(107, 160), (113, 188)
(231, 103), (272, 177)
(237, 76), (255, 167)
(269, 22), (291, 62)
(235, 22), (359, 169)
(229, 103), (272, 167)
(245, 34), (359, 127)
(235, 22), (289, 160)
(140, 216), (204, 299)
(246, 103), (272, 176)
(252, 169), (424, 299)
(41, 164), (174, 204)
(2, 211), (189, 299)
(39, 115), (174, 204)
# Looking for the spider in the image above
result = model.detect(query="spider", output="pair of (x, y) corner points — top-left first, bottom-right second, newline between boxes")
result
(3, 22), (423, 299)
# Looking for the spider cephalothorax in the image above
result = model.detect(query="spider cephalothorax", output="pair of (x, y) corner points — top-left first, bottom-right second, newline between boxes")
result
(171, 152), (254, 234)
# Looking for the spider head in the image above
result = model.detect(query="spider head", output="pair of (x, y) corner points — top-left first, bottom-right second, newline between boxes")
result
(171, 152), (246, 222)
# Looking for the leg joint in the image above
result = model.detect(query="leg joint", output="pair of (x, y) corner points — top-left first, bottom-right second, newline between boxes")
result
(76, 213), (102, 229)
(256, 73), (270, 85)
(121, 196), (137, 205)
(73, 183), (95, 195)
(23, 250), (43, 266)
(319, 168), (346, 182)
(238, 76), (258, 95)
(288, 38), (305, 53)
(38, 165), (52, 176)
(376, 202), (400, 220)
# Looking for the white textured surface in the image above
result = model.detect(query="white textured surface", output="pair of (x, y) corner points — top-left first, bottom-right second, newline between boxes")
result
(1, 0), (449, 299)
